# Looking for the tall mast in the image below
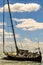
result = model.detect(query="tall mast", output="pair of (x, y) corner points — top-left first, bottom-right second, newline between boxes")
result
(3, 0), (5, 53)
(7, 0), (19, 53)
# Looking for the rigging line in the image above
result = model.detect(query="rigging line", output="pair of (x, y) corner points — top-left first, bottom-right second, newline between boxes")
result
(7, 0), (18, 53)
(3, 0), (4, 53)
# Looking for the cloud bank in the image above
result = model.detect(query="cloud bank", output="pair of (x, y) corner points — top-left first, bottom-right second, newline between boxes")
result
(0, 22), (6, 26)
(13, 18), (43, 31)
(0, 3), (40, 12)
(4, 32), (20, 39)
(0, 28), (20, 44)
(17, 38), (43, 53)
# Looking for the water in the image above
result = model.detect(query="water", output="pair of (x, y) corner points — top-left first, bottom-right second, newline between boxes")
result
(0, 53), (43, 65)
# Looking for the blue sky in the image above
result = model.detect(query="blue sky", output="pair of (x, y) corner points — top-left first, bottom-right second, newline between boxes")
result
(0, 0), (43, 43)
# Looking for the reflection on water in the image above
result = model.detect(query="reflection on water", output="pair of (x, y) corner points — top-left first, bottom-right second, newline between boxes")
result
(0, 60), (42, 65)
(0, 53), (43, 65)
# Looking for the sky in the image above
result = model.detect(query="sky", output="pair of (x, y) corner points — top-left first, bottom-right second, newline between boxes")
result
(0, 0), (43, 48)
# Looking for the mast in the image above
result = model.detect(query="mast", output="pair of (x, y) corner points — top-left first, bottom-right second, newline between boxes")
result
(7, 0), (19, 53)
(3, 0), (4, 53)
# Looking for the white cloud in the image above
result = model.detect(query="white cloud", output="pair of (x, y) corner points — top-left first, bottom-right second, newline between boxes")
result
(16, 38), (43, 53)
(0, 28), (20, 45)
(15, 34), (20, 38)
(0, 28), (20, 38)
(22, 38), (38, 49)
(13, 18), (26, 22)
(5, 33), (20, 39)
(0, 29), (3, 34)
(0, 32), (43, 53)
(0, 28), (20, 52)
(0, 3), (40, 12)
(0, 22), (6, 26)
(21, 38), (43, 52)
(13, 18), (43, 31)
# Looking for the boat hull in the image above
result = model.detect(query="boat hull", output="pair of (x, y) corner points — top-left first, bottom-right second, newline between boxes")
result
(7, 54), (42, 62)
(4, 49), (42, 62)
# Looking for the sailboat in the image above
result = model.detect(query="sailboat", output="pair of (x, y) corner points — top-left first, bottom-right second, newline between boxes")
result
(3, 0), (42, 62)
